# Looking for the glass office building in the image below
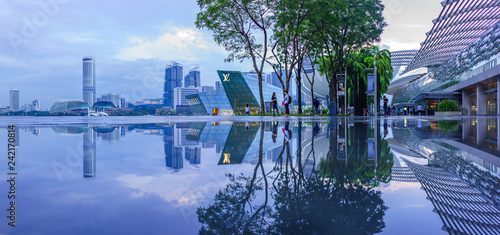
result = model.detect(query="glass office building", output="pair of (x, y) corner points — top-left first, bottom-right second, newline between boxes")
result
(218, 70), (284, 115)
(187, 89), (233, 116)
(187, 70), (284, 116)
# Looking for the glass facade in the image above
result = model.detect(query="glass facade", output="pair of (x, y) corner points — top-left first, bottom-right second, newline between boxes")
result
(164, 62), (183, 107)
(218, 122), (260, 165)
(187, 89), (233, 116)
(218, 70), (283, 115)
(50, 100), (90, 113)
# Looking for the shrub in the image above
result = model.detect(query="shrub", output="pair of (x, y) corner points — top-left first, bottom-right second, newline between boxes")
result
(437, 99), (459, 112)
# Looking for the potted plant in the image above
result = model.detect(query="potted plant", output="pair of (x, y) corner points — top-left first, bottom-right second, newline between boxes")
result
(435, 99), (461, 116)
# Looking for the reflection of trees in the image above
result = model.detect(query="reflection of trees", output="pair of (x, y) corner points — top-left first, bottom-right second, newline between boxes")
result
(319, 123), (394, 187)
(198, 122), (391, 234)
(197, 123), (269, 234)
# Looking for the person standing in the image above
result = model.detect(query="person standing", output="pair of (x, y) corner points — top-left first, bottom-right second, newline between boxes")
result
(245, 104), (250, 115)
(417, 104), (422, 116)
(271, 92), (279, 116)
(284, 91), (291, 116)
(319, 102), (324, 115)
(313, 98), (320, 116)
(383, 96), (388, 116)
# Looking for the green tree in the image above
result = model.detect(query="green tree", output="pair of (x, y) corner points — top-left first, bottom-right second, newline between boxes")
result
(268, 0), (317, 113)
(196, 0), (273, 113)
(309, 0), (386, 114)
(364, 46), (393, 104)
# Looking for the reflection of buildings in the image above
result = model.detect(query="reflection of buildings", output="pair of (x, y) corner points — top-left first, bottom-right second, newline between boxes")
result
(185, 147), (201, 164)
(164, 125), (183, 170)
(187, 71), (284, 116)
(405, 159), (500, 234)
(51, 125), (125, 178)
(83, 128), (96, 178)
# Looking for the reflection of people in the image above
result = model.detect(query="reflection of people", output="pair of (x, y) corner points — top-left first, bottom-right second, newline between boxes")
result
(271, 92), (279, 116)
(245, 104), (250, 115)
(284, 91), (291, 116)
(314, 122), (320, 136)
(245, 121), (249, 130)
(283, 122), (291, 143)
(272, 121), (278, 143)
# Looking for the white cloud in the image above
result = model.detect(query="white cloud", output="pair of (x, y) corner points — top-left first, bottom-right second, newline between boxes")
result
(117, 27), (218, 61)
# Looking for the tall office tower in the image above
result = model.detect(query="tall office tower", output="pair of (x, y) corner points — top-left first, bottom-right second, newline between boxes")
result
(163, 62), (183, 107)
(100, 93), (120, 107)
(215, 81), (222, 91)
(202, 86), (214, 93)
(83, 128), (96, 179)
(83, 57), (96, 106)
(184, 66), (201, 88)
(32, 99), (40, 111)
(9, 89), (19, 111)
(270, 72), (281, 88)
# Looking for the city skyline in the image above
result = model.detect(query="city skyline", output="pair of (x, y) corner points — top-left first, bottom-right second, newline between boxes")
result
(0, 0), (442, 109)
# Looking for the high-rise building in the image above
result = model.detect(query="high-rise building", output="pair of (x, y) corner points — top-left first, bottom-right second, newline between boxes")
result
(215, 81), (222, 91)
(99, 93), (120, 107)
(9, 89), (19, 111)
(174, 87), (199, 107)
(83, 57), (96, 106)
(270, 72), (281, 88)
(120, 98), (126, 108)
(184, 66), (201, 88)
(164, 62), (183, 107)
(32, 99), (40, 111)
(202, 86), (214, 93)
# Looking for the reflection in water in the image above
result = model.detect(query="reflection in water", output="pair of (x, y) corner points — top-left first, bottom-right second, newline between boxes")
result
(197, 119), (391, 234)
(83, 128), (96, 178)
(38, 117), (500, 233)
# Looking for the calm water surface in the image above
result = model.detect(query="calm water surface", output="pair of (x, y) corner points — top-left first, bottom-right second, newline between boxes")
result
(0, 116), (499, 235)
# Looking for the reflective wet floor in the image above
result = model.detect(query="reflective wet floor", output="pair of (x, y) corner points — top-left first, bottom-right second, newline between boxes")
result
(0, 117), (499, 234)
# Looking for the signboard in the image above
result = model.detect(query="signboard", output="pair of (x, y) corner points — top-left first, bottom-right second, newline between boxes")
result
(367, 74), (374, 93)
(337, 81), (345, 96)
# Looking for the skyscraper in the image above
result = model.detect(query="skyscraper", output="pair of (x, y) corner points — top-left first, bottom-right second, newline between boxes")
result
(9, 89), (19, 111)
(32, 99), (40, 111)
(164, 62), (183, 107)
(184, 66), (201, 87)
(215, 81), (222, 91)
(83, 57), (96, 106)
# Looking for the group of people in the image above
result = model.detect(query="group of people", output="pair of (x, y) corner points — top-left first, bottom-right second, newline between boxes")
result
(383, 95), (425, 116)
(313, 98), (324, 116)
(271, 91), (292, 116)
(246, 91), (292, 116)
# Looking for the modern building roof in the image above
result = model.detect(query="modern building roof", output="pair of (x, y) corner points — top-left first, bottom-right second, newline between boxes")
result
(93, 101), (116, 109)
(404, 0), (500, 73)
(50, 99), (90, 113)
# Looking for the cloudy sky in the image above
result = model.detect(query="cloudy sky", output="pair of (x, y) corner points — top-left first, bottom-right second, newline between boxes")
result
(0, 0), (442, 110)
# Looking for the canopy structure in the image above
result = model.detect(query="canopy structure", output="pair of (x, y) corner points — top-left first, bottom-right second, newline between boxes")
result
(403, 0), (500, 73)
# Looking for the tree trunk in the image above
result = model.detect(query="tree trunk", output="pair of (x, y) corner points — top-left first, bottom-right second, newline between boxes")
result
(258, 74), (265, 114)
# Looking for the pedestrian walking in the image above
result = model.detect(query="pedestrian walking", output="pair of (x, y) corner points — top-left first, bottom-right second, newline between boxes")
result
(271, 92), (279, 116)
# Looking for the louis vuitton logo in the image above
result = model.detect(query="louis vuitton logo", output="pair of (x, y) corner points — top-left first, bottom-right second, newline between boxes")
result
(222, 73), (230, 82)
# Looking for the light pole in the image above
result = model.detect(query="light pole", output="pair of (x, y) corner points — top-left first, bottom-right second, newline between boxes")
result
(374, 61), (377, 117)
(344, 68), (347, 115)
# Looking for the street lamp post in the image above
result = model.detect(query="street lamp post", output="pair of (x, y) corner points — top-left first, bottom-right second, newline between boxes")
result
(374, 61), (377, 117)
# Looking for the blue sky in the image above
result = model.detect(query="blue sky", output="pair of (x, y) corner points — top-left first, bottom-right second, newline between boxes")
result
(0, 0), (441, 110)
